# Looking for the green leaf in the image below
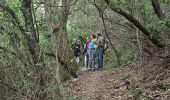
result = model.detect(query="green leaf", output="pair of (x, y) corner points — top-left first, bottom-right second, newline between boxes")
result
(6, 15), (13, 21)
(0, 12), (4, 19)
(39, 38), (48, 46)
(52, 15), (59, 21)
(36, 62), (44, 68)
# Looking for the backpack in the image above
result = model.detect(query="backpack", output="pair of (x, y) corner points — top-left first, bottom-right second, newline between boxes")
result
(103, 38), (109, 50)
(90, 41), (95, 49)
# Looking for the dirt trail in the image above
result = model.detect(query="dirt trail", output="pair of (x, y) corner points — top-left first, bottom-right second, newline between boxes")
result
(63, 66), (170, 100)
(64, 68), (132, 100)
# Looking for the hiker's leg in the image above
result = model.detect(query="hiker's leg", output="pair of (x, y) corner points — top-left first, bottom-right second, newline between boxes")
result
(98, 49), (102, 69)
(98, 48), (104, 69)
(88, 52), (92, 69)
(88, 54), (90, 69)
(97, 50), (100, 69)
(94, 53), (98, 69)
(85, 56), (87, 68)
(85, 55), (89, 69)
(91, 51), (95, 69)
(76, 57), (79, 64)
(93, 52), (95, 69)
(100, 49), (104, 69)
(78, 57), (80, 63)
(86, 54), (89, 68)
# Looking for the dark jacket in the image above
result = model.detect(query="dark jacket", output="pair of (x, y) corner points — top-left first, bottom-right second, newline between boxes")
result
(82, 41), (90, 55)
(71, 43), (81, 57)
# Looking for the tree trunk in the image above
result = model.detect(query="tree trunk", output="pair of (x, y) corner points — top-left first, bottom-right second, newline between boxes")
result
(43, 0), (61, 83)
(94, 3), (121, 66)
(43, 0), (77, 81)
(104, 0), (165, 48)
(21, 0), (46, 99)
(58, 0), (78, 79)
(151, 0), (165, 20)
(101, 12), (121, 66)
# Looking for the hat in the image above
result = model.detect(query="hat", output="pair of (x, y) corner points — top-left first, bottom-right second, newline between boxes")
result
(73, 38), (77, 41)
(73, 38), (78, 43)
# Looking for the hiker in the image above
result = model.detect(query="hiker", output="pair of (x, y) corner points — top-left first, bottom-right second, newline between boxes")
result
(92, 34), (98, 69)
(82, 36), (91, 69)
(71, 38), (81, 64)
(96, 32), (105, 70)
(88, 34), (97, 70)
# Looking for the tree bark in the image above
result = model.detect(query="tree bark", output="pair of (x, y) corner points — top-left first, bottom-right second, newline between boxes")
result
(43, 0), (77, 81)
(58, 0), (78, 80)
(151, 0), (165, 20)
(21, 0), (46, 99)
(44, 0), (61, 83)
(21, 0), (40, 65)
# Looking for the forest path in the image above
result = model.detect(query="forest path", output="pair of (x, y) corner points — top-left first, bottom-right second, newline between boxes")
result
(64, 67), (136, 100)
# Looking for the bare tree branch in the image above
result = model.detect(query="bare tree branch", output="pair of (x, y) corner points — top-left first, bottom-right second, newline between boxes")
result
(93, 2), (121, 66)
(104, 0), (165, 48)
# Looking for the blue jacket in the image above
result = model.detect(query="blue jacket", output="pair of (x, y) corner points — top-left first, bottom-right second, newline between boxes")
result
(90, 41), (95, 52)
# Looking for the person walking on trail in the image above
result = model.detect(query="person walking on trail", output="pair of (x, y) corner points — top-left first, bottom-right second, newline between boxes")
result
(88, 34), (97, 70)
(71, 38), (81, 64)
(82, 36), (91, 69)
(96, 32), (105, 70)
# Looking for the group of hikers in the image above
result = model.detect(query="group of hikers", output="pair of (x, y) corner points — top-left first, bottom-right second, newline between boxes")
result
(71, 32), (107, 71)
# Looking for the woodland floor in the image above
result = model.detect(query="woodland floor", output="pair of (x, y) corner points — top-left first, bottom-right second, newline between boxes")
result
(64, 66), (141, 100)
(63, 66), (170, 100)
